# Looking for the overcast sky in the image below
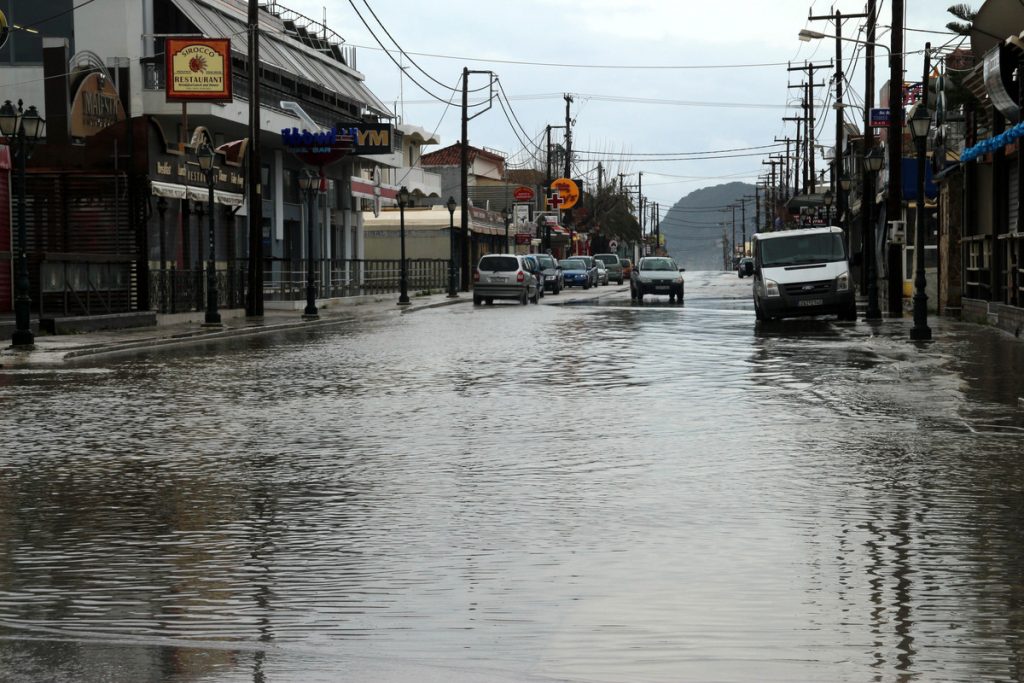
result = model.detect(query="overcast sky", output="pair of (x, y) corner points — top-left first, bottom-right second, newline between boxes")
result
(289, 1), (960, 212)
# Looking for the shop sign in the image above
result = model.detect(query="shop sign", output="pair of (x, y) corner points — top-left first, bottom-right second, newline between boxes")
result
(334, 123), (393, 155)
(0, 9), (9, 51)
(69, 72), (125, 138)
(869, 108), (890, 128)
(281, 126), (355, 166)
(515, 233), (533, 245)
(513, 186), (535, 202)
(549, 177), (580, 209)
(165, 38), (232, 102)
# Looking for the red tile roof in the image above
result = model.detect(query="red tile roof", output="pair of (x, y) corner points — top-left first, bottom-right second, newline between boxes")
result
(420, 143), (506, 167)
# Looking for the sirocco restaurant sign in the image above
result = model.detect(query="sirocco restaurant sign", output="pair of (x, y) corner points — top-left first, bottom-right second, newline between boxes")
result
(165, 38), (232, 102)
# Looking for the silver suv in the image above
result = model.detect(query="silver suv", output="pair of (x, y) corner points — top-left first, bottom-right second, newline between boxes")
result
(473, 254), (541, 305)
(593, 253), (624, 284)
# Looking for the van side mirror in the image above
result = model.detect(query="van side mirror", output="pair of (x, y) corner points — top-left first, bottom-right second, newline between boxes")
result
(679, 267), (686, 272)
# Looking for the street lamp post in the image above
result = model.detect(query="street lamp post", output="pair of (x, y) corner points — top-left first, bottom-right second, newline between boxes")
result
(823, 190), (834, 225)
(0, 100), (45, 347)
(504, 208), (512, 252)
(297, 170), (320, 320)
(397, 186), (410, 306)
(446, 196), (458, 298)
(863, 147), (885, 321)
(194, 141), (222, 327)
(909, 102), (932, 341)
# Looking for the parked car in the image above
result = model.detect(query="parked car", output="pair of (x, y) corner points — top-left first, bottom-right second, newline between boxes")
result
(473, 254), (541, 305)
(630, 256), (685, 303)
(559, 258), (592, 289)
(737, 257), (754, 278)
(595, 259), (609, 286)
(535, 253), (563, 294)
(575, 255), (600, 287)
(620, 258), (633, 280)
(594, 253), (624, 284)
(521, 254), (545, 299)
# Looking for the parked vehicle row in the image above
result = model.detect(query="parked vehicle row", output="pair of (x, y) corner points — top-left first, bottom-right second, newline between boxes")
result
(472, 253), (627, 304)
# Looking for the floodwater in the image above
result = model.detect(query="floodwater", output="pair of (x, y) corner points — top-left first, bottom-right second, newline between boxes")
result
(3, 273), (1024, 682)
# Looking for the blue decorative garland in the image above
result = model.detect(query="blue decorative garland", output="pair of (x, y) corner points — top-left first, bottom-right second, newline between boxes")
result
(961, 120), (1024, 163)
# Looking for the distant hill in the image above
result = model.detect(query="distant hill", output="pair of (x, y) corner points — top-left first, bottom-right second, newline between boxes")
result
(661, 182), (757, 271)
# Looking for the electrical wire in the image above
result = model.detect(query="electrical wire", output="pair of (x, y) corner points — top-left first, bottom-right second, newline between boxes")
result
(24, 0), (98, 28)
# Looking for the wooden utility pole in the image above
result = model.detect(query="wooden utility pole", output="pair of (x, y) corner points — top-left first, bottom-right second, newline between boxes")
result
(808, 8), (869, 248)
(245, 0), (264, 317)
(788, 62), (831, 192)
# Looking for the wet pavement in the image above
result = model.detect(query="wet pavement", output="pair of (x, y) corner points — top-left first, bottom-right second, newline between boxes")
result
(3, 273), (1024, 682)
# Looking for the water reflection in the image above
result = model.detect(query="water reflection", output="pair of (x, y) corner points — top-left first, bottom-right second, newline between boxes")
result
(2, 304), (1024, 681)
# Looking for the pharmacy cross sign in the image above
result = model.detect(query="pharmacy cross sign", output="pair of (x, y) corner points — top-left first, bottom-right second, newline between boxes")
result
(547, 192), (566, 210)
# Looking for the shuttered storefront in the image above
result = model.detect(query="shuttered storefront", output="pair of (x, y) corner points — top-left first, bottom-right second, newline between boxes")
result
(20, 173), (138, 316)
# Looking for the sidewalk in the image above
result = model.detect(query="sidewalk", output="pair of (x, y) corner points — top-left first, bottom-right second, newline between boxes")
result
(0, 291), (467, 368)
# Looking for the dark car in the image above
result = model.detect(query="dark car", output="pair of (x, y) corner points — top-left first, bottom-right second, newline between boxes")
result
(535, 253), (563, 294)
(521, 255), (545, 299)
(559, 258), (592, 289)
(575, 255), (600, 287)
(737, 257), (754, 278)
(593, 253), (624, 285)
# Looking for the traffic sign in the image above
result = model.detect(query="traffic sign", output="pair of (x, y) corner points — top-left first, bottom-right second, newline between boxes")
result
(609, 239), (618, 250)
(870, 107), (891, 127)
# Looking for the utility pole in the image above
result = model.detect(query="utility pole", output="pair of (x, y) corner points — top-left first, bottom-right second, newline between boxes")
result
(788, 61), (831, 192)
(460, 67), (494, 291)
(740, 198), (748, 257)
(781, 117), (805, 196)
(887, 0), (905, 317)
(638, 171), (644, 251)
(245, 0), (264, 318)
(563, 94), (573, 179)
(808, 7), (868, 252)
(864, 0), (881, 319)
(722, 224), (729, 270)
(774, 136), (795, 199)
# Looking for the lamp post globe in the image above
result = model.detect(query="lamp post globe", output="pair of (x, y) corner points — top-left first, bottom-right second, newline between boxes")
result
(2, 99), (45, 347)
(299, 170), (319, 320)
(194, 142), (221, 327)
(397, 186), (411, 306)
(909, 103), (932, 341)
(823, 190), (834, 224)
(446, 196), (458, 298)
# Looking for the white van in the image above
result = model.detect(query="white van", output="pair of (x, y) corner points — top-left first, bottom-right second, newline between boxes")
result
(747, 226), (857, 322)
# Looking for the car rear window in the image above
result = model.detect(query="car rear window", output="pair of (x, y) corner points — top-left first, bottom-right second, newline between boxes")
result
(478, 256), (520, 272)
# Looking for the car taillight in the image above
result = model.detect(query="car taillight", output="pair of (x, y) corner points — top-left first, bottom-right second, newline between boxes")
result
(517, 271), (525, 282)
(473, 269), (480, 282)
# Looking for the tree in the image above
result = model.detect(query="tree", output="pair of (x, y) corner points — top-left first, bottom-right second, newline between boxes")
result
(946, 4), (977, 36)
(575, 184), (641, 244)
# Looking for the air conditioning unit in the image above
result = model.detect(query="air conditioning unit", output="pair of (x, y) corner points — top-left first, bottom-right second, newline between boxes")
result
(889, 220), (906, 245)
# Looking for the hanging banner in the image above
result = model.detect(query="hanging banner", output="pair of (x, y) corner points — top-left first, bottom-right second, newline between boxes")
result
(165, 38), (232, 102)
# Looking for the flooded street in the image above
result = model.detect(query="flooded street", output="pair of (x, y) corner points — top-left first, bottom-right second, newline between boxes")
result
(3, 272), (1024, 682)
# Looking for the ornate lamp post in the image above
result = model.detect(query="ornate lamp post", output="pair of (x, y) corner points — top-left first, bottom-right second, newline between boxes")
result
(194, 141), (222, 327)
(446, 196), (458, 298)
(823, 190), (834, 225)
(397, 186), (410, 306)
(1, 100), (45, 347)
(297, 170), (320, 320)
(909, 104), (932, 341)
(863, 147), (885, 321)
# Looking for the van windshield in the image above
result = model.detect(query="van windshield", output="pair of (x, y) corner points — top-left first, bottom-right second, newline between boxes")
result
(758, 233), (846, 267)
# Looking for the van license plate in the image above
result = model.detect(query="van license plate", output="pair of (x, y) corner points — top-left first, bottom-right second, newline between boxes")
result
(798, 298), (823, 307)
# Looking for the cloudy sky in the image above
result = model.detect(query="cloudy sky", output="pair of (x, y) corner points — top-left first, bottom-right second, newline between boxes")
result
(289, 1), (960, 212)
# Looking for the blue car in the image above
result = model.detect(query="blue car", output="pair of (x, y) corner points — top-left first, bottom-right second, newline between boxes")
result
(559, 258), (592, 289)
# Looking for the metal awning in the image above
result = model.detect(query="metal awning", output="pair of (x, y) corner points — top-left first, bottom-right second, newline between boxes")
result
(168, 0), (391, 117)
(151, 180), (244, 206)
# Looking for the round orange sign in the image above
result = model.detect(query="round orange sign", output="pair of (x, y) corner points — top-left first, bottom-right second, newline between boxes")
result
(549, 177), (580, 210)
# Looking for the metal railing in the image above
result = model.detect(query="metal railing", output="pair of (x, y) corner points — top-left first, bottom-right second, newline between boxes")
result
(40, 258), (134, 318)
(264, 258), (451, 301)
(149, 266), (247, 315)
